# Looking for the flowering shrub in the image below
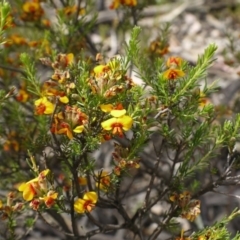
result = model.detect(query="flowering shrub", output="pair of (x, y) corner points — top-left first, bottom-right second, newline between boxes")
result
(0, 1), (240, 240)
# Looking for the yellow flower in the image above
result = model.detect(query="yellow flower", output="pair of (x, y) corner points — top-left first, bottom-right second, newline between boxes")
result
(18, 179), (40, 201)
(74, 192), (98, 214)
(93, 65), (109, 77)
(18, 169), (50, 201)
(34, 97), (54, 115)
(101, 115), (133, 137)
(163, 69), (185, 80)
(110, 0), (137, 9)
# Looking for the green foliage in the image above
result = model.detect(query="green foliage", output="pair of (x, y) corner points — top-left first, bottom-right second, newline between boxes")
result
(0, 1), (240, 240)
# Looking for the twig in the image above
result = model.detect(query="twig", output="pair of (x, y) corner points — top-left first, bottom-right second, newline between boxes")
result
(37, 211), (74, 237)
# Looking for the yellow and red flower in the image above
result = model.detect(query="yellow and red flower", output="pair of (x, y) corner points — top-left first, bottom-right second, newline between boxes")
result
(16, 83), (30, 102)
(163, 68), (185, 80)
(74, 192), (98, 214)
(40, 190), (58, 208)
(18, 169), (50, 201)
(100, 103), (124, 113)
(21, 0), (44, 21)
(34, 97), (54, 115)
(101, 109), (133, 137)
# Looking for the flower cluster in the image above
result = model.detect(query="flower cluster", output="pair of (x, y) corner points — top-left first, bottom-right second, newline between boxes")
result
(18, 169), (58, 210)
(35, 53), (90, 139)
(88, 58), (135, 98)
(50, 106), (87, 140)
(170, 191), (201, 222)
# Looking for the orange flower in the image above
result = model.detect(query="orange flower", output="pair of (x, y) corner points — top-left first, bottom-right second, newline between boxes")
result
(149, 39), (169, 56)
(40, 190), (58, 208)
(16, 88), (30, 102)
(163, 68), (185, 80)
(21, 1), (44, 21)
(166, 57), (183, 68)
(110, 0), (137, 9)
(4, 34), (27, 47)
(34, 97), (54, 115)
(74, 192), (98, 214)
(53, 121), (73, 140)
(3, 139), (19, 152)
(41, 19), (51, 27)
(78, 177), (87, 185)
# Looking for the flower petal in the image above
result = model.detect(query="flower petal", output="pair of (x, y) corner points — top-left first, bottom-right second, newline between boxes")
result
(100, 104), (113, 113)
(83, 191), (98, 204)
(101, 118), (117, 130)
(74, 198), (86, 213)
(22, 183), (37, 201)
(119, 115), (133, 130)
(59, 96), (69, 104)
(111, 109), (126, 117)
(73, 125), (84, 133)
